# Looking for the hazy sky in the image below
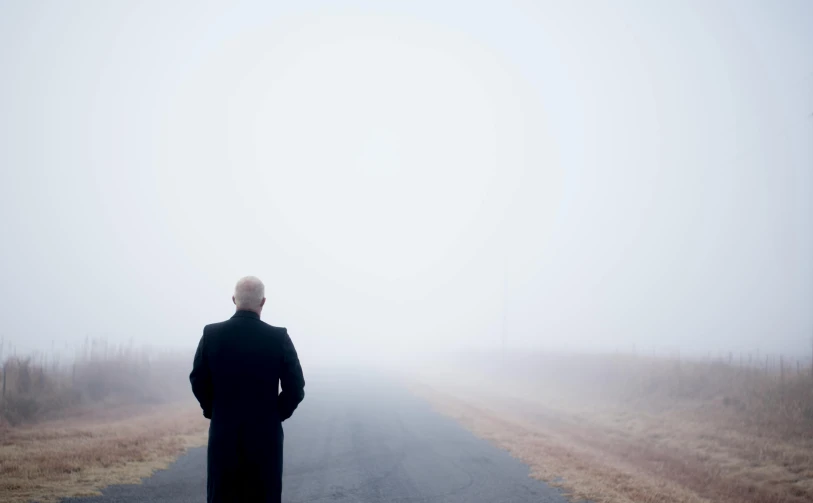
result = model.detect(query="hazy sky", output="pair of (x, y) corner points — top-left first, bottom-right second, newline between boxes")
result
(1, 0), (811, 361)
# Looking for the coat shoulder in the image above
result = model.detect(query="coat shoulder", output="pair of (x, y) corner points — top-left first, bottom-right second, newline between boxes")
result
(260, 322), (288, 336)
(202, 320), (228, 335)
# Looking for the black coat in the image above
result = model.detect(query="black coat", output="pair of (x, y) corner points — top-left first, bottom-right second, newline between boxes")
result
(190, 310), (305, 503)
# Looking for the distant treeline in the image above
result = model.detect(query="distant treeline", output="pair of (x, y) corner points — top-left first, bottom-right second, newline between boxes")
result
(0, 339), (191, 426)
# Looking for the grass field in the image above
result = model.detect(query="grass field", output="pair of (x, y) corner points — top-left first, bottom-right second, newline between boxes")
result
(0, 342), (206, 503)
(416, 352), (813, 503)
(0, 402), (208, 503)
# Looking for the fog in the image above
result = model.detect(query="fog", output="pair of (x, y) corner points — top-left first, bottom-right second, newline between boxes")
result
(1, 0), (811, 364)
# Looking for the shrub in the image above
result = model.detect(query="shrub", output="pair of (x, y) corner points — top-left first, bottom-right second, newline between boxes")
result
(0, 342), (192, 425)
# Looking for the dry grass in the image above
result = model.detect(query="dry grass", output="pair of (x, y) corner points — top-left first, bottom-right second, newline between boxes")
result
(0, 341), (192, 426)
(0, 402), (209, 503)
(0, 340), (206, 503)
(415, 352), (813, 503)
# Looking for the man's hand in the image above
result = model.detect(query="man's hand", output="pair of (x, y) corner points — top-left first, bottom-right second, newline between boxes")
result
(278, 329), (305, 421)
(190, 328), (213, 419)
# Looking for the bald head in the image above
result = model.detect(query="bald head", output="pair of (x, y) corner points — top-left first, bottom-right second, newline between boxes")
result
(233, 276), (266, 313)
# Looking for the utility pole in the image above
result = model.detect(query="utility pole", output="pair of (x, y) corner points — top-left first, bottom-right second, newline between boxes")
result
(500, 231), (508, 365)
(501, 265), (507, 364)
(501, 312), (507, 360)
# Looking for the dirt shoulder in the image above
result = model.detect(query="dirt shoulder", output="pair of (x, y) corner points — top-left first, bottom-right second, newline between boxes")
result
(414, 370), (813, 503)
(0, 402), (209, 503)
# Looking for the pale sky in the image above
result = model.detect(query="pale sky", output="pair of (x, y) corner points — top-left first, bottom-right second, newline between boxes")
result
(1, 0), (811, 362)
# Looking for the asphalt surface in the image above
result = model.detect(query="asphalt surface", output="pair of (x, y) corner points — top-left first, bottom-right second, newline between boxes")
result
(60, 371), (569, 503)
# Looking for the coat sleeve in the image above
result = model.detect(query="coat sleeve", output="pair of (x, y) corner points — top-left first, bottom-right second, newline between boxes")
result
(278, 329), (305, 421)
(190, 328), (212, 419)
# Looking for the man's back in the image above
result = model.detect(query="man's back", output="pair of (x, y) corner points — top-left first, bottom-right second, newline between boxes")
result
(191, 308), (305, 503)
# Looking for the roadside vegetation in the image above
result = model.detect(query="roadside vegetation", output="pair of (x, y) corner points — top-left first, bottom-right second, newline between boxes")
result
(0, 339), (191, 426)
(418, 350), (813, 503)
(0, 340), (207, 503)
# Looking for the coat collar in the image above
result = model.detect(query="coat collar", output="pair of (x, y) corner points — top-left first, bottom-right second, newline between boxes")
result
(232, 310), (260, 320)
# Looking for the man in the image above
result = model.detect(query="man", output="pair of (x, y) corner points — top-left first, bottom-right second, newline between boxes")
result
(190, 276), (305, 503)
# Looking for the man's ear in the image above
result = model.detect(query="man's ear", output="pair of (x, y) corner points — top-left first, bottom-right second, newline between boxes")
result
(232, 296), (236, 305)
(261, 297), (267, 307)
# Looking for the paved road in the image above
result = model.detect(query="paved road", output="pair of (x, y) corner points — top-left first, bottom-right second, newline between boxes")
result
(61, 371), (569, 503)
